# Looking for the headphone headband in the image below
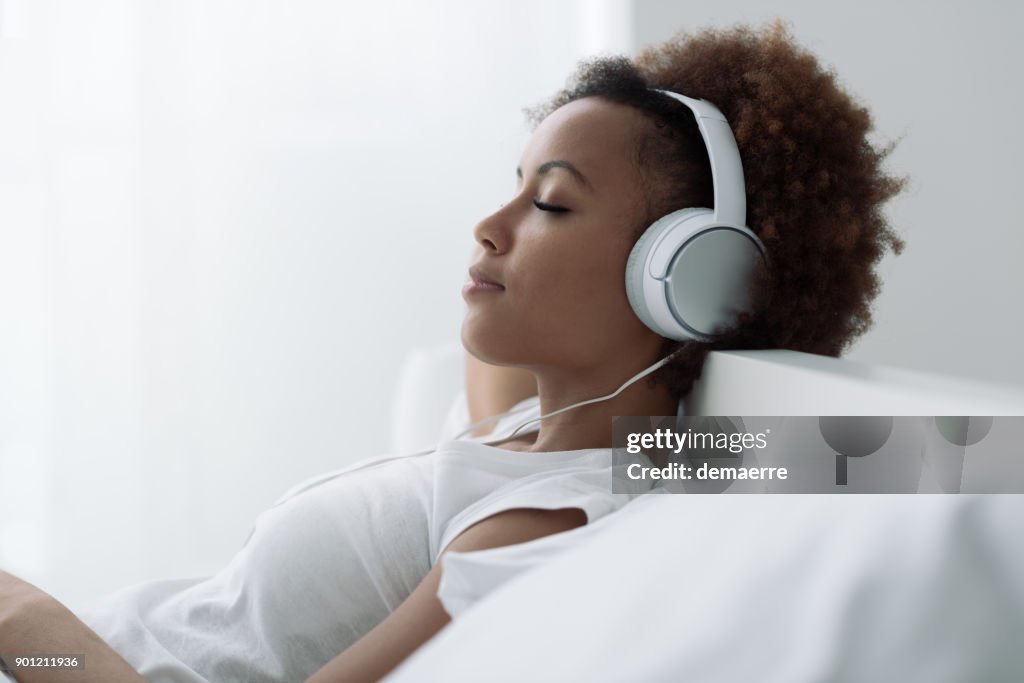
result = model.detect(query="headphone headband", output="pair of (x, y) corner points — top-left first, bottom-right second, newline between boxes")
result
(649, 89), (747, 226)
(625, 89), (765, 342)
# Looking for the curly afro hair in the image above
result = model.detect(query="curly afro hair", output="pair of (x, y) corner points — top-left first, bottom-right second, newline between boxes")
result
(524, 19), (907, 400)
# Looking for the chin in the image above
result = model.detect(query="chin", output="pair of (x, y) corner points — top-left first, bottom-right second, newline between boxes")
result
(460, 322), (497, 364)
(460, 320), (527, 367)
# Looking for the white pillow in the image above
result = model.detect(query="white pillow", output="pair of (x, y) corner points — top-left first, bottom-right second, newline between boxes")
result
(390, 343), (466, 452)
(387, 494), (1024, 682)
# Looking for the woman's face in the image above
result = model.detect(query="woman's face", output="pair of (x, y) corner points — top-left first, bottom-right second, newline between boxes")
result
(462, 96), (663, 373)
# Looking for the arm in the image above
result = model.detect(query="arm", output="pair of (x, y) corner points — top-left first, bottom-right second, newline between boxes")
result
(305, 506), (586, 683)
(0, 571), (146, 683)
(464, 353), (537, 437)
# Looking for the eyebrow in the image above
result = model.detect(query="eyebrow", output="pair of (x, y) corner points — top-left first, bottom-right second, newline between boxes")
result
(516, 160), (593, 192)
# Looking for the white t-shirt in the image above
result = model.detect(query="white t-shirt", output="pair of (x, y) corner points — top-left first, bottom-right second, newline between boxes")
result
(70, 395), (654, 683)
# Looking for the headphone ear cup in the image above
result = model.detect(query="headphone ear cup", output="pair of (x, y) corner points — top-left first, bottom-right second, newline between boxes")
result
(626, 208), (712, 338)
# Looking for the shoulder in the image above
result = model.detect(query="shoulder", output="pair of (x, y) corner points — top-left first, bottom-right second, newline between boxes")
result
(444, 506), (587, 556)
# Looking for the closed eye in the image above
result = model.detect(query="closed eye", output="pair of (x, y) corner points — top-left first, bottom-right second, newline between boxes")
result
(532, 199), (569, 213)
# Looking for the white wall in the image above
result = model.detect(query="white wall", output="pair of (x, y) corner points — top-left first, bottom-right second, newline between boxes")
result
(0, 0), (596, 608)
(630, 0), (1024, 388)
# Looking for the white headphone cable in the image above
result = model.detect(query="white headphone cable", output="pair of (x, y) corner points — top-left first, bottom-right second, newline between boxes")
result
(449, 398), (540, 441)
(270, 351), (680, 507)
(501, 350), (682, 441)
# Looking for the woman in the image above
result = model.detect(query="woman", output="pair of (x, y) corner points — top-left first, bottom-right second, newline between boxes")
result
(0, 20), (904, 683)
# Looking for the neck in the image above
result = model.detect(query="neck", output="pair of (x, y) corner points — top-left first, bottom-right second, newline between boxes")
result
(516, 359), (678, 453)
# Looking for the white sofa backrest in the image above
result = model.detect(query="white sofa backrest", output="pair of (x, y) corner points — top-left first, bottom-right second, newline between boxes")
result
(690, 350), (1024, 416)
(391, 345), (1024, 451)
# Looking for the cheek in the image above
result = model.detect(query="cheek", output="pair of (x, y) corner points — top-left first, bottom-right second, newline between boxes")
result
(531, 243), (635, 325)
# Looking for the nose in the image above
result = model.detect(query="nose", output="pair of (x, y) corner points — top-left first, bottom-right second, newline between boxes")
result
(472, 203), (511, 255)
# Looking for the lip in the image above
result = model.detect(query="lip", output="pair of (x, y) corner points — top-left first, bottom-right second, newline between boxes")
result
(463, 266), (505, 297)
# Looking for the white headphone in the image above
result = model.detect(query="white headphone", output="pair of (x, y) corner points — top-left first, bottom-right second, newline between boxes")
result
(626, 89), (767, 341)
